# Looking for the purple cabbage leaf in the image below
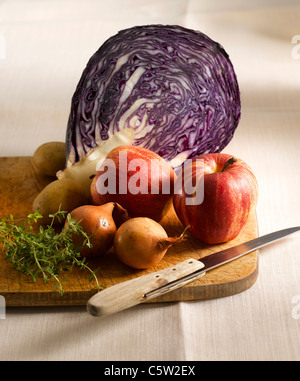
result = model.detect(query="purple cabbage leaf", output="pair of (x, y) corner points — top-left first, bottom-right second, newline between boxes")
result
(58, 24), (241, 192)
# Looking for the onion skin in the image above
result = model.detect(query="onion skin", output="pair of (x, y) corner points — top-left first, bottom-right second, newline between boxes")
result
(173, 153), (258, 244)
(113, 217), (186, 269)
(90, 145), (176, 222)
(67, 202), (129, 258)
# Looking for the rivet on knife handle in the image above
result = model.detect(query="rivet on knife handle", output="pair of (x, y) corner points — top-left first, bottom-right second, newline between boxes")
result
(87, 258), (205, 318)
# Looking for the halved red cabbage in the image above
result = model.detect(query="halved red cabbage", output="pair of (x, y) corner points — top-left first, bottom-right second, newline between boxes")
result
(62, 25), (240, 191)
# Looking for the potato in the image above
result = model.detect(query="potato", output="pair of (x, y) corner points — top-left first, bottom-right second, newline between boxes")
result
(33, 142), (66, 177)
(32, 178), (89, 225)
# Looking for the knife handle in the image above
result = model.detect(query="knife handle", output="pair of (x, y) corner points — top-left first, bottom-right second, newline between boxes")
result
(87, 258), (205, 317)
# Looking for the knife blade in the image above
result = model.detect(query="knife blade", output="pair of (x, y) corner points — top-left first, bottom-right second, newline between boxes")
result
(87, 226), (300, 317)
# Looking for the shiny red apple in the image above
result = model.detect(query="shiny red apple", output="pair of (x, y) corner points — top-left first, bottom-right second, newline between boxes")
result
(90, 145), (175, 222)
(173, 153), (258, 244)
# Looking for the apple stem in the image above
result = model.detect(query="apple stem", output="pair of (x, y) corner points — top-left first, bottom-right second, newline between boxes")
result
(222, 157), (238, 172)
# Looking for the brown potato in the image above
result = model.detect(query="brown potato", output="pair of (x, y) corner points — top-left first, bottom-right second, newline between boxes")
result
(32, 178), (89, 225)
(33, 141), (66, 177)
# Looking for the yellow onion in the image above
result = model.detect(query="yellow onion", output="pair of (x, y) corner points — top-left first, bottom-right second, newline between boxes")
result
(67, 202), (129, 258)
(113, 217), (188, 269)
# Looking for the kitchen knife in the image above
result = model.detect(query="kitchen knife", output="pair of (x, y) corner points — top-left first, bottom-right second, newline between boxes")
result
(87, 226), (300, 317)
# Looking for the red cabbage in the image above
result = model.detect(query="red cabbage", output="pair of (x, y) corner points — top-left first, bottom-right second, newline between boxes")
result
(62, 25), (240, 189)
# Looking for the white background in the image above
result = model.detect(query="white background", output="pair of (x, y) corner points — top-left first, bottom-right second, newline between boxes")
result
(0, 0), (300, 360)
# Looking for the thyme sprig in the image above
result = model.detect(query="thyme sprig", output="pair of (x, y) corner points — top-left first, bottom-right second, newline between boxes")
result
(0, 207), (102, 295)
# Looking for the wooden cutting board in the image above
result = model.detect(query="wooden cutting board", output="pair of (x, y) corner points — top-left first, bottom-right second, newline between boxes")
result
(0, 156), (258, 306)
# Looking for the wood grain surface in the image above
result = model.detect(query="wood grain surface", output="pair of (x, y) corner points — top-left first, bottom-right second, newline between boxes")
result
(0, 157), (258, 306)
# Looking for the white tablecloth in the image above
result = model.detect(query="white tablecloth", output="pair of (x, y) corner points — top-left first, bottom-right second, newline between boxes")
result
(0, 0), (300, 361)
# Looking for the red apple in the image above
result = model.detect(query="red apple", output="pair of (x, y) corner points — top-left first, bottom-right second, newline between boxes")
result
(90, 145), (175, 222)
(173, 153), (258, 244)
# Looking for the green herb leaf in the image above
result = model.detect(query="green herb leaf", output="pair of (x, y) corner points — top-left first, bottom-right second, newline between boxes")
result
(0, 209), (103, 295)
